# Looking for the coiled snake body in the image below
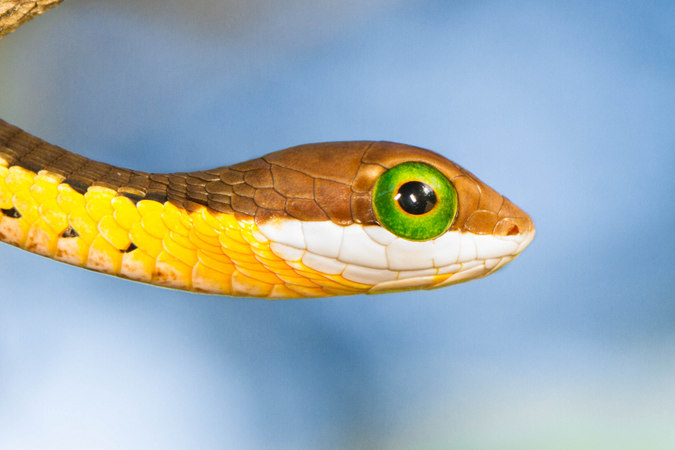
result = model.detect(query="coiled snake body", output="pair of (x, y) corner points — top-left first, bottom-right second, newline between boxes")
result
(0, 119), (534, 298)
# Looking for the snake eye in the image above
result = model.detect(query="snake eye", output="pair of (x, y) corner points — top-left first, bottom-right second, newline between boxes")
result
(373, 162), (457, 241)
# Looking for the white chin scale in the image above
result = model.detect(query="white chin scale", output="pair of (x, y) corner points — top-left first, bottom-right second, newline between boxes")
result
(258, 219), (534, 293)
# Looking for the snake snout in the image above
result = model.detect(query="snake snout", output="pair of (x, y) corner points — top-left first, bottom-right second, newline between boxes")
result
(494, 197), (535, 240)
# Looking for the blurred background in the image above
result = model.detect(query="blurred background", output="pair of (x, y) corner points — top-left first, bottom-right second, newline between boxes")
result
(0, 0), (673, 448)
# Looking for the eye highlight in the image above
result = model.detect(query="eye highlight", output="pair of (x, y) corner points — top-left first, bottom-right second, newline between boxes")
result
(373, 162), (457, 241)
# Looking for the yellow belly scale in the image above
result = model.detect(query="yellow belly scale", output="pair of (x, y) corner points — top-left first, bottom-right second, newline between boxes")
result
(0, 158), (375, 298)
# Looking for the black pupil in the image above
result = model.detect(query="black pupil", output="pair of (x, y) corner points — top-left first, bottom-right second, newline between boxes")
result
(396, 181), (437, 215)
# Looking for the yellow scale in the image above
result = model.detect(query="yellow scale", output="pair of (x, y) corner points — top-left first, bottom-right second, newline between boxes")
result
(0, 159), (372, 298)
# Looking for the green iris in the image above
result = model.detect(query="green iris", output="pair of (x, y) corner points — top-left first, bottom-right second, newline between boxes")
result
(372, 162), (457, 241)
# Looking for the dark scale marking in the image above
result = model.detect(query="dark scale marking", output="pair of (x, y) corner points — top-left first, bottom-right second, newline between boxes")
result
(61, 226), (79, 238)
(1, 207), (21, 218)
(120, 192), (144, 204)
(145, 192), (168, 203)
(17, 161), (42, 173)
(62, 178), (89, 194)
(122, 242), (138, 253)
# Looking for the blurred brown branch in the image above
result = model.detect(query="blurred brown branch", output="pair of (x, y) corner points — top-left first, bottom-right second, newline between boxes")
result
(0, 0), (62, 38)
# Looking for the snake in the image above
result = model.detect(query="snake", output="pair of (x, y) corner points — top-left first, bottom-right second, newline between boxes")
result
(0, 118), (534, 298)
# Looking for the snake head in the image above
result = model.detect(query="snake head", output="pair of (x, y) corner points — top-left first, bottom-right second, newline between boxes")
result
(249, 141), (535, 294)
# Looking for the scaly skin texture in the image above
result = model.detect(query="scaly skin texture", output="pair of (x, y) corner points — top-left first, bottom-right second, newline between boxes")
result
(0, 163), (376, 297)
(0, 120), (534, 298)
(0, 120), (533, 236)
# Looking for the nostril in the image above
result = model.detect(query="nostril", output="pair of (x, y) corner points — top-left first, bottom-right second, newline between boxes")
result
(507, 225), (519, 236)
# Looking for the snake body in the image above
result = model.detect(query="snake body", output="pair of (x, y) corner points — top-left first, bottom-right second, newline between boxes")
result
(0, 119), (534, 298)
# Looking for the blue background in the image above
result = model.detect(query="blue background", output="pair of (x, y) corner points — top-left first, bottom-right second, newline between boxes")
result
(0, 1), (673, 448)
